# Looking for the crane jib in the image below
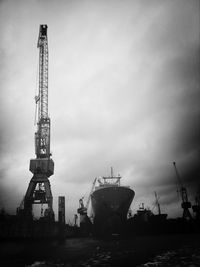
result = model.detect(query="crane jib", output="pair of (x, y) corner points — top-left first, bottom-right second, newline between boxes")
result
(35, 24), (50, 159)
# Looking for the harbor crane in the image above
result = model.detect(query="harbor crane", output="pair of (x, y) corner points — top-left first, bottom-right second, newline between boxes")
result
(192, 190), (200, 220)
(17, 25), (54, 220)
(77, 178), (97, 235)
(154, 191), (161, 215)
(77, 178), (97, 217)
(173, 162), (192, 220)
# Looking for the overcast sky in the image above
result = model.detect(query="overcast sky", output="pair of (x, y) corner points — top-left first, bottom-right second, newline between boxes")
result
(0, 0), (199, 222)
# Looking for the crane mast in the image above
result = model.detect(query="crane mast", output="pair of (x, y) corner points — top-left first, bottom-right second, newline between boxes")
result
(173, 162), (192, 220)
(78, 178), (97, 215)
(77, 178), (96, 235)
(17, 25), (54, 220)
(154, 191), (161, 215)
(35, 24), (50, 158)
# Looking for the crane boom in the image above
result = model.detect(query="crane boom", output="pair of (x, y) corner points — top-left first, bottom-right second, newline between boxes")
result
(173, 162), (183, 188)
(37, 24), (48, 119)
(86, 178), (97, 209)
(154, 191), (161, 215)
(78, 178), (97, 216)
(35, 25), (51, 158)
(173, 162), (192, 220)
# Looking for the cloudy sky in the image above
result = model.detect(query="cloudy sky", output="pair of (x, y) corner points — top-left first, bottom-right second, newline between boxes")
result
(0, 0), (199, 221)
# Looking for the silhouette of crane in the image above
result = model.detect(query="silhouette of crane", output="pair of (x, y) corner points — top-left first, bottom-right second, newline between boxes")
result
(192, 189), (200, 221)
(17, 25), (54, 220)
(173, 162), (192, 220)
(154, 191), (161, 215)
(77, 178), (97, 217)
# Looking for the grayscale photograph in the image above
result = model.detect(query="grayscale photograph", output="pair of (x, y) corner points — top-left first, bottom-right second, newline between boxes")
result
(0, 0), (199, 266)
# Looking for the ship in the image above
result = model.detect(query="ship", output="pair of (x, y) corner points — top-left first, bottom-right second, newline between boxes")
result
(91, 168), (135, 235)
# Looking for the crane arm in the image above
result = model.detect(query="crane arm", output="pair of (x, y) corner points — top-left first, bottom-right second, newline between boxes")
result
(173, 162), (183, 188)
(86, 178), (97, 209)
(173, 162), (190, 204)
(35, 25), (51, 159)
(37, 24), (48, 120)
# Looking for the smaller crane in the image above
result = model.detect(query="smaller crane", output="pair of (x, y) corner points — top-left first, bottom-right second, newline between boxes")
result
(77, 178), (97, 235)
(77, 178), (97, 216)
(173, 162), (192, 220)
(192, 190), (200, 221)
(78, 197), (87, 216)
(154, 191), (161, 215)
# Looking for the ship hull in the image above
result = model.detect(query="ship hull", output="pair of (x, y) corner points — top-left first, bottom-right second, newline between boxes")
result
(91, 186), (134, 235)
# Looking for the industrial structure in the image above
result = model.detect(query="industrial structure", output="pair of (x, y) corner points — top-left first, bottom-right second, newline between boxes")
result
(17, 25), (54, 220)
(152, 192), (167, 221)
(154, 191), (161, 215)
(192, 190), (200, 220)
(58, 196), (65, 224)
(173, 162), (192, 220)
(77, 178), (97, 218)
(77, 178), (96, 234)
